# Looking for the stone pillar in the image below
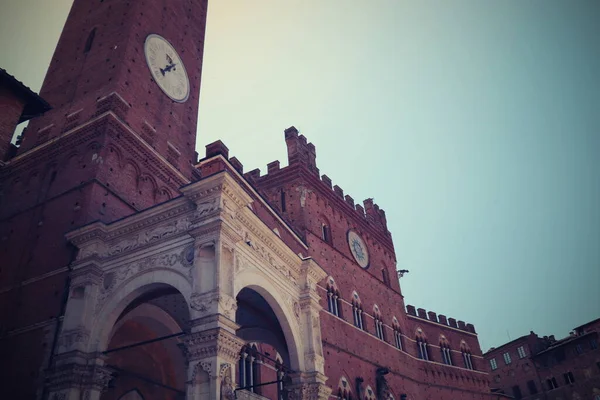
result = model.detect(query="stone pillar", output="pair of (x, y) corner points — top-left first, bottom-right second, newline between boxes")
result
(44, 354), (112, 400)
(292, 258), (332, 400)
(179, 326), (245, 400)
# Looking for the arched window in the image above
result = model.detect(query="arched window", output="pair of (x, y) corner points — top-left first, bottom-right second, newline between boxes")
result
(373, 305), (385, 341)
(319, 215), (332, 244)
(337, 376), (352, 400)
(440, 336), (453, 365)
(326, 277), (342, 318)
(352, 292), (364, 330)
(392, 317), (403, 350)
(364, 385), (376, 400)
(239, 344), (260, 393)
(416, 329), (429, 361)
(461, 341), (474, 370)
(84, 28), (96, 53)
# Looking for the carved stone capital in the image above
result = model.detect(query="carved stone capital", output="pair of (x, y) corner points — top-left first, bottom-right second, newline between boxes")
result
(179, 328), (245, 364)
(286, 372), (331, 400)
(70, 262), (104, 286)
(45, 362), (112, 393)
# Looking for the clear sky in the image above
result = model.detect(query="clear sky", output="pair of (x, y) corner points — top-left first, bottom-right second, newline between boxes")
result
(1, 0), (598, 351)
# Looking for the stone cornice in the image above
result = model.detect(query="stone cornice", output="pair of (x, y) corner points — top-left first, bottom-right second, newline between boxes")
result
(196, 156), (307, 250)
(2, 111), (189, 188)
(66, 197), (193, 247)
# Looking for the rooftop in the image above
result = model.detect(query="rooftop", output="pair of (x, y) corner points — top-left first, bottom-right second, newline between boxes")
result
(0, 68), (51, 123)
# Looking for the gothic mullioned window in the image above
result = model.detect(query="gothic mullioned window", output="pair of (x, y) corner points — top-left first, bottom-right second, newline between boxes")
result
(326, 277), (342, 318)
(392, 317), (403, 350)
(373, 305), (385, 341)
(416, 330), (429, 361)
(461, 341), (474, 370)
(239, 344), (260, 393)
(337, 376), (352, 400)
(440, 336), (453, 366)
(351, 292), (364, 330)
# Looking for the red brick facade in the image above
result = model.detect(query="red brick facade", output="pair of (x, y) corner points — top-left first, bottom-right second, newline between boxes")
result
(0, 1), (503, 399)
(485, 319), (600, 399)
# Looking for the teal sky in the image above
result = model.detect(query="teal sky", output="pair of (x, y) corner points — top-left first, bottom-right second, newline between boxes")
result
(1, 0), (598, 351)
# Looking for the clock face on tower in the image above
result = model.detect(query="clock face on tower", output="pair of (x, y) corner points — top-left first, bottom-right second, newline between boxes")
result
(144, 34), (190, 103)
(348, 230), (369, 269)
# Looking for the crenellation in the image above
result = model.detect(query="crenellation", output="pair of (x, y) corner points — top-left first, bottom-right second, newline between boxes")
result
(344, 195), (354, 208)
(229, 156), (244, 174)
(427, 311), (438, 323)
(321, 174), (332, 188)
(266, 160), (280, 173)
(406, 307), (477, 333)
(205, 140), (229, 159)
(244, 168), (261, 182)
(333, 185), (344, 199)
(355, 204), (366, 218)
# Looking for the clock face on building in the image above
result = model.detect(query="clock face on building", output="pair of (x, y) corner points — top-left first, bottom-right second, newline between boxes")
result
(144, 34), (190, 103)
(348, 230), (369, 268)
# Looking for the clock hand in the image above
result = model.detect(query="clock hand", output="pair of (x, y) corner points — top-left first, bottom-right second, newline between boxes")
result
(159, 62), (178, 76)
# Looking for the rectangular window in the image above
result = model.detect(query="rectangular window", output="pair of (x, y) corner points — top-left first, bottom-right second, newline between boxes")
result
(546, 377), (559, 390)
(517, 345), (527, 358)
(591, 338), (598, 349)
(321, 224), (330, 243)
(563, 371), (575, 384)
(512, 385), (522, 400)
(503, 352), (512, 365)
(575, 344), (583, 354)
(527, 380), (538, 395)
(280, 190), (286, 212)
(490, 358), (498, 370)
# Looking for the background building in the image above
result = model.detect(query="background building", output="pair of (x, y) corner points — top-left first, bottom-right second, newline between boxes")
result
(484, 318), (600, 400)
(0, 1), (505, 399)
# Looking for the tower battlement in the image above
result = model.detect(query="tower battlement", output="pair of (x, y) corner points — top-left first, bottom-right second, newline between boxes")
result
(406, 304), (477, 334)
(200, 127), (391, 240)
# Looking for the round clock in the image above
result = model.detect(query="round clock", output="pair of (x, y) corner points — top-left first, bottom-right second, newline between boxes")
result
(144, 34), (190, 103)
(347, 230), (369, 268)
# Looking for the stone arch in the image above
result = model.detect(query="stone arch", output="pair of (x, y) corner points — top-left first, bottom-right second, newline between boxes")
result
(118, 389), (144, 400)
(105, 144), (123, 168)
(88, 269), (193, 353)
(234, 270), (303, 372)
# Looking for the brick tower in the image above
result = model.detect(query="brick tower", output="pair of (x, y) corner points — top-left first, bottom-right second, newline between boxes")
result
(0, 0), (208, 397)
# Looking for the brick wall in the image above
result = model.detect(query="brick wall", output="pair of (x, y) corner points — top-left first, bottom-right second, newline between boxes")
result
(0, 86), (25, 160)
